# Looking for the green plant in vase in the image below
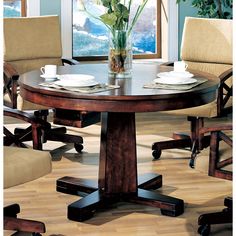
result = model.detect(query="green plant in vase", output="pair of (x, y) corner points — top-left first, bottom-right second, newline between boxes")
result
(79, 0), (149, 75)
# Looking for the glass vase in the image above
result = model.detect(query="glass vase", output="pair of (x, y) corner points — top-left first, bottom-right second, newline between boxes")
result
(108, 30), (132, 77)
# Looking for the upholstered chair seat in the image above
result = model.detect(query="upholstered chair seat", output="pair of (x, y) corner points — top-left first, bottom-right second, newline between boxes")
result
(152, 17), (232, 166)
(4, 146), (52, 188)
(4, 146), (52, 234)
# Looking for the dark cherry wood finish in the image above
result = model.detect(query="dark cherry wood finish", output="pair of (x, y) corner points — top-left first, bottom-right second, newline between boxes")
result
(4, 203), (46, 234)
(152, 64), (232, 168)
(3, 59), (97, 152)
(19, 63), (219, 222)
(197, 124), (232, 235)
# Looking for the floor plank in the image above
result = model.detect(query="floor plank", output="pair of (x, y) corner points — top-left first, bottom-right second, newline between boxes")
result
(4, 113), (232, 236)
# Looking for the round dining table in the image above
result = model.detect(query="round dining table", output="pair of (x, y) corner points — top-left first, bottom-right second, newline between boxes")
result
(19, 63), (219, 222)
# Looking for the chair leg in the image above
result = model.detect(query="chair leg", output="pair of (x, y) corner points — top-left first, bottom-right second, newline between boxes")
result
(5, 109), (84, 152)
(4, 204), (46, 234)
(152, 117), (211, 167)
(197, 197), (232, 236)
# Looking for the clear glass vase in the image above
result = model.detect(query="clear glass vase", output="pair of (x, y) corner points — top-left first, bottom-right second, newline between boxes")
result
(108, 30), (132, 77)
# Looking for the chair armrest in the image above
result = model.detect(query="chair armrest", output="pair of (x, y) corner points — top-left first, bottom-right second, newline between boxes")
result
(4, 62), (19, 80)
(199, 124), (232, 135)
(4, 106), (49, 128)
(219, 68), (233, 83)
(61, 58), (80, 65)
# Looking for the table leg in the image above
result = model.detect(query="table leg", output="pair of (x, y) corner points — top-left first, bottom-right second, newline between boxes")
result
(57, 112), (184, 222)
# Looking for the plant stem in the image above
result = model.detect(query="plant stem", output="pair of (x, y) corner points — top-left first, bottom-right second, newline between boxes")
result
(128, 0), (149, 35)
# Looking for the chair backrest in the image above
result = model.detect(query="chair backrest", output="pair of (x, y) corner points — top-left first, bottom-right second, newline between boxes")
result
(3, 15), (63, 75)
(181, 17), (232, 77)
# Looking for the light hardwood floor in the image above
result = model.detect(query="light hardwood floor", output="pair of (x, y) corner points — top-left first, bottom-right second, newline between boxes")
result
(4, 113), (232, 236)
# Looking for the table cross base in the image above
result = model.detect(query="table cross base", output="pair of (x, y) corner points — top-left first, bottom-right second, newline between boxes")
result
(57, 174), (184, 222)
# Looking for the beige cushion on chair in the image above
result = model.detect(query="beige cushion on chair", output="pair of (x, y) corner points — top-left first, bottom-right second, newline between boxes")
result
(4, 146), (52, 189)
(3, 15), (63, 110)
(162, 17), (233, 118)
(181, 17), (232, 64)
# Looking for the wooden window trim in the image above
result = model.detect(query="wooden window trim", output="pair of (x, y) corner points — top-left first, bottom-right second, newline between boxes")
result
(4, 0), (27, 17)
(73, 0), (161, 61)
(21, 0), (27, 16)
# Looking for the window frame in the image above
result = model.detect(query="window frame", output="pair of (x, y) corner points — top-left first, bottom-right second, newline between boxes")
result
(3, 0), (27, 17)
(61, 0), (179, 61)
(4, 0), (40, 17)
(66, 0), (162, 61)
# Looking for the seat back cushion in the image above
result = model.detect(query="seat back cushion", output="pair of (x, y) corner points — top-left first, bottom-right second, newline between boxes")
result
(4, 146), (52, 189)
(3, 15), (63, 110)
(4, 15), (62, 67)
(181, 17), (232, 65)
(163, 17), (232, 118)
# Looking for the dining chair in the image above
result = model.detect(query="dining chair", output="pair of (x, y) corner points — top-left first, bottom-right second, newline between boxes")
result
(194, 124), (232, 235)
(3, 15), (100, 151)
(4, 146), (52, 235)
(152, 17), (233, 167)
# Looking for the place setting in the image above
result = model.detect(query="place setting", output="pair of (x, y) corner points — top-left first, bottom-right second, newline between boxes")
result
(39, 65), (120, 94)
(144, 61), (207, 90)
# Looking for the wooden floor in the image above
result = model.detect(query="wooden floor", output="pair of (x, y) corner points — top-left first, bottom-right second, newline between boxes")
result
(4, 112), (232, 236)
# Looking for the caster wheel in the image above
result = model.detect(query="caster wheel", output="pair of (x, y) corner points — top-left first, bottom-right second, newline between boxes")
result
(152, 149), (162, 160)
(74, 143), (83, 153)
(189, 159), (195, 168)
(198, 224), (211, 236)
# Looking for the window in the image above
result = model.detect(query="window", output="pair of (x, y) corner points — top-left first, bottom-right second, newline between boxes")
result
(72, 0), (161, 60)
(3, 0), (27, 17)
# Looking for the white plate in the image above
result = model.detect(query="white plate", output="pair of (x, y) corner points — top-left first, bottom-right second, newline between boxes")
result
(54, 78), (98, 87)
(157, 71), (194, 79)
(154, 77), (197, 85)
(40, 74), (58, 81)
(57, 74), (95, 81)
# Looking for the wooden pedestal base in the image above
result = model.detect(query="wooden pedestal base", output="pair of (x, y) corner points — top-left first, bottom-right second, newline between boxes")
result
(57, 173), (184, 222)
(57, 112), (184, 222)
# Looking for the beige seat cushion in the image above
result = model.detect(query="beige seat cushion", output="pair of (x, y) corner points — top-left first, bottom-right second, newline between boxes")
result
(3, 15), (63, 110)
(4, 146), (52, 189)
(162, 17), (232, 118)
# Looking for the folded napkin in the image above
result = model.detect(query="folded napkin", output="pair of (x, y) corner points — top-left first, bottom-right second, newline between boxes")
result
(39, 82), (120, 94)
(143, 77), (208, 90)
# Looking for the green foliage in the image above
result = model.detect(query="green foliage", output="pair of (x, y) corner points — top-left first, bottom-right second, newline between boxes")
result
(79, 0), (149, 35)
(176, 0), (233, 19)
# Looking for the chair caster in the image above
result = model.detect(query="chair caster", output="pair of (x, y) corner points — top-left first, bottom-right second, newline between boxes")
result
(152, 149), (161, 160)
(189, 159), (195, 168)
(74, 143), (83, 153)
(198, 224), (211, 236)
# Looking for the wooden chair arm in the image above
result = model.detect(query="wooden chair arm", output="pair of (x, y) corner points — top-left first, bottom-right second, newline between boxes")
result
(4, 106), (49, 128)
(4, 62), (19, 80)
(199, 124), (232, 135)
(219, 67), (233, 83)
(61, 58), (80, 65)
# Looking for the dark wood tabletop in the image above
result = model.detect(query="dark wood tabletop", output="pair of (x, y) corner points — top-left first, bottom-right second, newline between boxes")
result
(19, 63), (219, 222)
(20, 63), (219, 112)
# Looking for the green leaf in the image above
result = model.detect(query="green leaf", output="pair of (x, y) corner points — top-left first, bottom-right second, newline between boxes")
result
(100, 12), (117, 26)
(101, 0), (112, 7)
